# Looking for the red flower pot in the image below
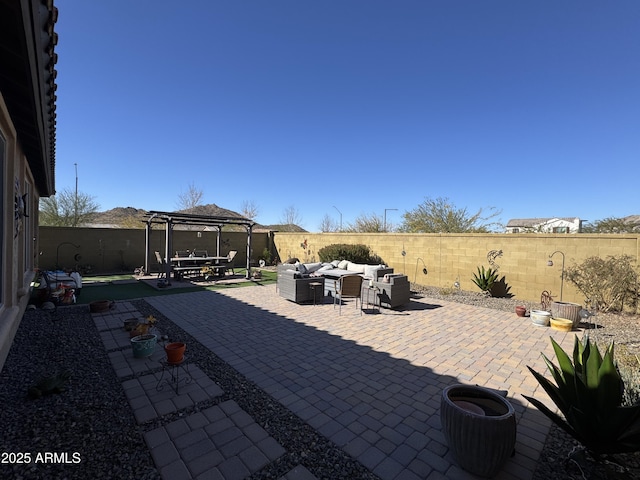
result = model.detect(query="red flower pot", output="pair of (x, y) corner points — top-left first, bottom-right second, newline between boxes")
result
(515, 306), (526, 317)
(165, 342), (186, 364)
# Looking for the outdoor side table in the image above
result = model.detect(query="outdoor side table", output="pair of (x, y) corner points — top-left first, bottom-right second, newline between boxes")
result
(156, 356), (192, 394)
(362, 285), (380, 314)
(309, 281), (324, 306)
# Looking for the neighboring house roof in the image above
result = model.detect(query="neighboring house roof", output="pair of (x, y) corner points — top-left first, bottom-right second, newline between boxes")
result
(0, 0), (58, 196)
(506, 217), (579, 228)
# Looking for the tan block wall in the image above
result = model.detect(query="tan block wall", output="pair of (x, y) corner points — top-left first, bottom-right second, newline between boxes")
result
(273, 232), (640, 304)
(38, 227), (270, 274)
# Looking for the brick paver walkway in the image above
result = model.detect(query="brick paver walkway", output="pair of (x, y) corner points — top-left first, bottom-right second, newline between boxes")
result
(93, 285), (577, 479)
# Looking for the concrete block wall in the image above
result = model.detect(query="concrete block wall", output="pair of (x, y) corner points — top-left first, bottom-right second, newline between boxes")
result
(273, 232), (640, 304)
(38, 227), (269, 275)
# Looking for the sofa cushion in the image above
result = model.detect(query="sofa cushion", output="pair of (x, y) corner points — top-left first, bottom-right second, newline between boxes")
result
(318, 264), (334, 271)
(296, 262), (308, 274)
(337, 260), (349, 269)
(304, 262), (323, 273)
(363, 264), (384, 279)
(346, 262), (365, 274)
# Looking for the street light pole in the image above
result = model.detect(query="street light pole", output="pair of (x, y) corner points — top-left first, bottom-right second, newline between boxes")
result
(333, 205), (342, 231)
(384, 208), (397, 232)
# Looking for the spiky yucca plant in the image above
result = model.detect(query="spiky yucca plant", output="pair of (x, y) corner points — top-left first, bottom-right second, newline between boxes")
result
(523, 336), (640, 456)
(471, 266), (498, 295)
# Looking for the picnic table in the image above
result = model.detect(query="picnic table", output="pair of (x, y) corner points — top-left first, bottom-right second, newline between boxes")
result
(170, 256), (228, 280)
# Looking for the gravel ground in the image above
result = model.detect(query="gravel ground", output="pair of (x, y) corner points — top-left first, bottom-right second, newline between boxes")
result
(1, 288), (638, 480)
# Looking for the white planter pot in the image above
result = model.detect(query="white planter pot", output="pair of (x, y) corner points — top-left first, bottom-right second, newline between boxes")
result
(530, 310), (551, 327)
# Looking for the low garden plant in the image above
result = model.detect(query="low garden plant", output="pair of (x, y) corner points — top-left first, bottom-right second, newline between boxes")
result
(318, 244), (382, 264)
(471, 266), (498, 296)
(524, 335), (640, 457)
(564, 254), (639, 313)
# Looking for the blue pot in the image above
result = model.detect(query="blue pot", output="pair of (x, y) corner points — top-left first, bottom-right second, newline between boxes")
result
(131, 334), (157, 358)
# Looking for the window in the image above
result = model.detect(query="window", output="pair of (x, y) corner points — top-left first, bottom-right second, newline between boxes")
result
(553, 226), (569, 234)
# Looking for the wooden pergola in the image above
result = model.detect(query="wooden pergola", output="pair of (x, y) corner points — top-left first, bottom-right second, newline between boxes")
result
(143, 211), (255, 284)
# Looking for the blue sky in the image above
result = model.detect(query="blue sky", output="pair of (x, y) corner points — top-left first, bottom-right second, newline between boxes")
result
(54, 1), (639, 231)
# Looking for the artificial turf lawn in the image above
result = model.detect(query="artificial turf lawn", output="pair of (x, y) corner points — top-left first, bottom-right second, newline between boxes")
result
(75, 269), (276, 304)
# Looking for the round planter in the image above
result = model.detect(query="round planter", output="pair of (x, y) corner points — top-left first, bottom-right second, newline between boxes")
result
(440, 384), (516, 478)
(89, 299), (112, 313)
(165, 342), (186, 364)
(131, 334), (157, 358)
(550, 317), (573, 332)
(530, 309), (551, 327)
(123, 318), (138, 331)
(515, 306), (527, 317)
(551, 301), (582, 328)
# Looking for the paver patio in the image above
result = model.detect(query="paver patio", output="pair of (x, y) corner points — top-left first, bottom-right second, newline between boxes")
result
(117, 283), (576, 480)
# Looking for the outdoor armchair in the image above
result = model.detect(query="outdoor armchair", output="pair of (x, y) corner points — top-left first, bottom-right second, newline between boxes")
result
(333, 274), (363, 314)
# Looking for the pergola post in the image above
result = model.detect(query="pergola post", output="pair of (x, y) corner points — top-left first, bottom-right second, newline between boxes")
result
(245, 224), (252, 279)
(144, 221), (151, 275)
(165, 219), (173, 284)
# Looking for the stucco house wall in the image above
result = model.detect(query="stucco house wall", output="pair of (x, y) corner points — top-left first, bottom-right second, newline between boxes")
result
(0, 0), (58, 371)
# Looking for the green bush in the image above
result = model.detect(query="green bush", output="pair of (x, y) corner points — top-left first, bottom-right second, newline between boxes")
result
(471, 266), (498, 296)
(317, 244), (381, 264)
(524, 336), (640, 456)
(564, 255), (639, 313)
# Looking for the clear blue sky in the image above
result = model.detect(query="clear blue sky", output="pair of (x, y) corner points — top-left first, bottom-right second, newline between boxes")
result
(54, 1), (639, 231)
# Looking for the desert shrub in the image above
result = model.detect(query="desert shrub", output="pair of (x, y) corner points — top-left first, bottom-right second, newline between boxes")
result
(564, 255), (639, 312)
(317, 244), (380, 264)
(471, 266), (498, 296)
(524, 336), (640, 456)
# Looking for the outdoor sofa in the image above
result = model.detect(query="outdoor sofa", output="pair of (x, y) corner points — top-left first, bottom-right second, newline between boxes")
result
(277, 261), (411, 308)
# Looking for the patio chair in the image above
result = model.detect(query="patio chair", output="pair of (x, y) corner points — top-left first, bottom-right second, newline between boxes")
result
(154, 251), (166, 278)
(333, 274), (363, 314)
(193, 250), (208, 257)
(222, 250), (237, 275)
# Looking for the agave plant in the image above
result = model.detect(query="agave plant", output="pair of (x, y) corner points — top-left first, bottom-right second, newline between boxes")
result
(471, 266), (498, 295)
(523, 335), (640, 456)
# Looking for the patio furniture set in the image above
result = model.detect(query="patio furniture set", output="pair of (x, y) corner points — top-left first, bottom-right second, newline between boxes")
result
(277, 260), (411, 310)
(156, 250), (237, 281)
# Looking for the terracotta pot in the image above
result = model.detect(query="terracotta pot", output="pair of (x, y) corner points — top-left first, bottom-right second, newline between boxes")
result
(441, 384), (516, 478)
(515, 306), (526, 317)
(165, 342), (186, 363)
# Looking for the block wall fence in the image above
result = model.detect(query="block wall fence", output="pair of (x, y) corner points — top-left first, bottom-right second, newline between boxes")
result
(38, 226), (269, 275)
(273, 232), (640, 304)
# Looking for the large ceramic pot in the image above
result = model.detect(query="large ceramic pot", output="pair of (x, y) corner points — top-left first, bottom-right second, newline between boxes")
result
(440, 384), (516, 478)
(551, 301), (582, 328)
(131, 334), (157, 358)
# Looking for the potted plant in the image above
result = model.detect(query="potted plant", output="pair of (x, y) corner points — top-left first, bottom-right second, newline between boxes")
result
(129, 315), (157, 340)
(164, 342), (186, 363)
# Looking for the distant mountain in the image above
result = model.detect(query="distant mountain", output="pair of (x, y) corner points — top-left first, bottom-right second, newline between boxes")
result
(84, 204), (306, 232)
